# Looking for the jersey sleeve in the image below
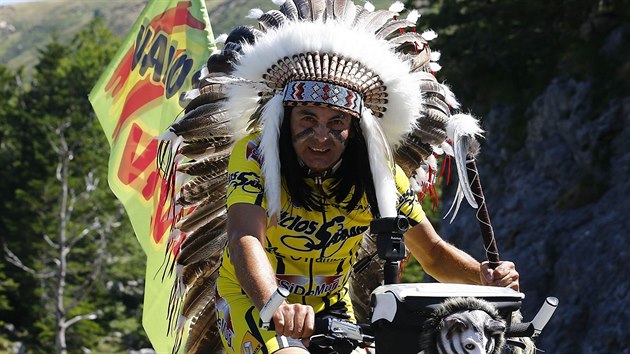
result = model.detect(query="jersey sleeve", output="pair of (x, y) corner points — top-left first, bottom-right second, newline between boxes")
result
(394, 164), (425, 225)
(226, 135), (267, 209)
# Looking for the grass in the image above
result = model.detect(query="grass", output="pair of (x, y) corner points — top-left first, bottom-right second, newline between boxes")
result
(1, 0), (405, 75)
(0, 0), (146, 75)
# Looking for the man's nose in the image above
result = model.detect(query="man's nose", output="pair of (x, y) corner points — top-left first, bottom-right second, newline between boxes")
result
(313, 125), (329, 141)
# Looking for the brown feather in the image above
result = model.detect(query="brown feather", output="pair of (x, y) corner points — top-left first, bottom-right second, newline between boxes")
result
(327, 0), (357, 23)
(178, 172), (229, 207)
(375, 19), (415, 39)
(388, 32), (427, 51)
(258, 10), (287, 30)
(177, 197), (227, 234)
(179, 137), (233, 160)
(293, 0), (312, 20)
(309, 0), (327, 21)
(181, 257), (220, 291)
(177, 155), (229, 177)
(171, 104), (231, 141)
(279, 0), (299, 21)
(182, 268), (220, 319)
(424, 96), (451, 117)
(185, 299), (226, 354)
(402, 52), (432, 72)
(414, 109), (449, 146)
(355, 10), (396, 35)
(351, 6), (371, 27)
(185, 92), (226, 113)
(395, 139), (433, 176)
(349, 232), (383, 324)
(178, 228), (227, 267)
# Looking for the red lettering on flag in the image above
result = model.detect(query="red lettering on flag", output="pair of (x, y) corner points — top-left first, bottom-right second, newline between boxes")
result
(117, 123), (175, 244)
(150, 178), (174, 244)
(149, 1), (207, 34)
(105, 47), (134, 98)
(117, 123), (158, 198)
(112, 80), (163, 141)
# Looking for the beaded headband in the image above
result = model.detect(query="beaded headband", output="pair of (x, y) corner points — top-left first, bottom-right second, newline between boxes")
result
(283, 80), (364, 118)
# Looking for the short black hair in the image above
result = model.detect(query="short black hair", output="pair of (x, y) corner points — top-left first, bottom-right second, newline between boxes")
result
(278, 107), (380, 216)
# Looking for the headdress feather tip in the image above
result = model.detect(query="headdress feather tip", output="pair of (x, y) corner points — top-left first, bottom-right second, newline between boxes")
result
(388, 1), (405, 13)
(406, 9), (420, 23)
(247, 8), (264, 19)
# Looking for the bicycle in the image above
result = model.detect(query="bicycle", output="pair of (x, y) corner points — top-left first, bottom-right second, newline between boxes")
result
(259, 215), (558, 354)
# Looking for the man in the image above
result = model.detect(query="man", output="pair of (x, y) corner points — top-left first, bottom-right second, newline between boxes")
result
(161, 2), (519, 353)
(218, 105), (517, 353)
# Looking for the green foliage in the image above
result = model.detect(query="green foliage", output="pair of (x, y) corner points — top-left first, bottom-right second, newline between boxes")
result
(0, 17), (148, 353)
(422, 0), (630, 118)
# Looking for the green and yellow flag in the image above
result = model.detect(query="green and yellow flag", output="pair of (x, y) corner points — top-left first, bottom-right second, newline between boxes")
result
(89, 1), (215, 351)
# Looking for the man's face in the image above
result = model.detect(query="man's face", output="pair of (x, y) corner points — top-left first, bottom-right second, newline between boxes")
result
(289, 106), (353, 173)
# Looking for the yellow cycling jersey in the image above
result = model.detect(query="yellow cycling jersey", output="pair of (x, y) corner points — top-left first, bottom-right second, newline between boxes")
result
(218, 134), (425, 313)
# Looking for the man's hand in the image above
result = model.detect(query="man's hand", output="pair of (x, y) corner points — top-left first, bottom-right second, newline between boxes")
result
(480, 261), (520, 291)
(272, 302), (315, 339)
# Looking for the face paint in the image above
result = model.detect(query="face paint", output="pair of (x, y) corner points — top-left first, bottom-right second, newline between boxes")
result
(292, 127), (316, 144)
(329, 129), (348, 145)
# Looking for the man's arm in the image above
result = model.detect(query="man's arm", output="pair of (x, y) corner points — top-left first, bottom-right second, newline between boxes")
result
(227, 203), (315, 338)
(404, 218), (519, 290)
(227, 203), (278, 308)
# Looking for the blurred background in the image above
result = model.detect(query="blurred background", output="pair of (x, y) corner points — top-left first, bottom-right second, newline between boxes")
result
(0, 0), (628, 353)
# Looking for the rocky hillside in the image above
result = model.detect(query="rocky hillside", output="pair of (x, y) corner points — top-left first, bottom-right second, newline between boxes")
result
(440, 19), (630, 354)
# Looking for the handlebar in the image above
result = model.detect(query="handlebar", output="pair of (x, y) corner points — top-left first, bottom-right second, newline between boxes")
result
(259, 288), (375, 349)
(505, 296), (558, 338)
(263, 315), (374, 343)
(259, 288), (557, 351)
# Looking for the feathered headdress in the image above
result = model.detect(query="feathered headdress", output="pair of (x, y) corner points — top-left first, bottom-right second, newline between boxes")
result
(157, 0), (484, 352)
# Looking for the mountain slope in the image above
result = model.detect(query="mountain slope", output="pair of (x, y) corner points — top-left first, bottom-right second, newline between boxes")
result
(0, 0), (395, 74)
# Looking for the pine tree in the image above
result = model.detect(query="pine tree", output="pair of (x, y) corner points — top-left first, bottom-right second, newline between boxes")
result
(1, 18), (149, 353)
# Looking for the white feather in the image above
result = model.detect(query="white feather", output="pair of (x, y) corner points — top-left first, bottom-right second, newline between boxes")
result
(430, 50), (441, 62)
(429, 62), (442, 72)
(444, 183), (466, 222)
(406, 9), (420, 24)
(426, 154), (438, 172)
(182, 88), (200, 102)
(272, 0), (286, 5)
(442, 83), (460, 110)
(360, 108), (397, 217)
(200, 65), (210, 78)
(422, 29), (438, 41)
(258, 94), (285, 217)
(388, 1), (405, 13)
(447, 113), (484, 140)
(409, 174), (421, 192)
(447, 114), (483, 209)
(411, 166), (427, 192)
(365, 1), (375, 12)
(214, 33), (228, 44)
(247, 8), (264, 19)
(441, 141), (454, 157)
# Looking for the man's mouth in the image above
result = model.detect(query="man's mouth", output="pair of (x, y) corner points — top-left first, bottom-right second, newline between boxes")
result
(310, 147), (328, 153)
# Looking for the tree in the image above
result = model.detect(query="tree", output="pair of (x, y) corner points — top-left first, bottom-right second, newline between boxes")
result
(0, 18), (150, 353)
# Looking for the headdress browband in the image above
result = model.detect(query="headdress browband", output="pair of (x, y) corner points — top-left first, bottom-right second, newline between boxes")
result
(283, 80), (364, 118)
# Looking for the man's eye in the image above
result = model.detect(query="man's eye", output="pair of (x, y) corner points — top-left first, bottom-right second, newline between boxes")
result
(330, 119), (347, 128)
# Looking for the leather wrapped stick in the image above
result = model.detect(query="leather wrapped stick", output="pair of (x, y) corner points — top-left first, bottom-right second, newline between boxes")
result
(465, 158), (501, 269)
